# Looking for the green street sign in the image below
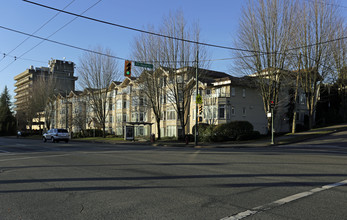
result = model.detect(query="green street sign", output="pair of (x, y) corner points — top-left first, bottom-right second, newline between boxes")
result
(134, 62), (153, 69)
(196, 94), (202, 104)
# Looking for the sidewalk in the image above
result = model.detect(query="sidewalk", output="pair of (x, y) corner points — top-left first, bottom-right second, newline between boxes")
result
(152, 123), (347, 148)
(14, 123), (347, 149)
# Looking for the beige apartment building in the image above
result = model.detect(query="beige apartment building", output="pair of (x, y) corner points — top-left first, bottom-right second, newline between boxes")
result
(48, 67), (274, 137)
(33, 65), (307, 138)
(14, 59), (77, 130)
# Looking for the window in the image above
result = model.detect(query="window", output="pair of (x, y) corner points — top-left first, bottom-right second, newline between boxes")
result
(160, 94), (166, 104)
(116, 127), (122, 135)
(116, 100), (122, 109)
(123, 101), (128, 109)
(204, 106), (212, 119)
(122, 86), (130, 94)
(167, 91), (175, 103)
(242, 107), (246, 116)
(131, 113), (138, 122)
(162, 110), (167, 120)
(216, 88), (220, 97)
(166, 126), (176, 137)
(140, 112), (146, 121)
(216, 87), (226, 97)
(109, 115), (113, 123)
(213, 106), (217, 119)
(300, 93), (306, 104)
(177, 75), (183, 83)
(139, 97), (144, 106)
(219, 105), (225, 119)
(116, 113), (122, 123)
(242, 89), (246, 98)
(137, 126), (144, 136)
(220, 87), (226, 97)
(122, 114), (127, 122)
(231, 106), (235, 115)
(232, 88), (235, 96)
(206, 89), (211, 95)
(226, 105), (231, 119)
(132, 97), (139, 106)
(167, 108), (176, 120)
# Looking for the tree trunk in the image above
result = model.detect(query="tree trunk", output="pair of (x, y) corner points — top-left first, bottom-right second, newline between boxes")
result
(156, 117), (161, 140)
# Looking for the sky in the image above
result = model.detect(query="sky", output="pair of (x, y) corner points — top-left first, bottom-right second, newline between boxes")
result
(0, 0), (346, 102)
(0, 0), (245, 101)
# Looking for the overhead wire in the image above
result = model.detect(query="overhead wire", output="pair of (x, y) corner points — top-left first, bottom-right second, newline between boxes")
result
(1, 0), (344, 73)
(22, 0), (268, 54)
(0, 50), (46, 64)
(0, 0), (102, 73)
(22, 0), (347, 56)
(0, 0), (76, 64)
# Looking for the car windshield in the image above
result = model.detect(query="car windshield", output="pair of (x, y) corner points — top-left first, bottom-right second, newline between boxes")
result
(57, 129), (68, 133)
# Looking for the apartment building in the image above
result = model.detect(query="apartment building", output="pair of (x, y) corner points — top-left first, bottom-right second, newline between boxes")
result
(14, 59), (77, 130)
(191, 75), (268, 134)
(43, 66), (307, 138)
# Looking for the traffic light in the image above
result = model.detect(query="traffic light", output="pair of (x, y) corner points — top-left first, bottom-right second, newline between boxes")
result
(198, 117), (203, 122)
(270, 100), (275, 109)
(199, 105), (203, 115)
(124, 60), (132, 77)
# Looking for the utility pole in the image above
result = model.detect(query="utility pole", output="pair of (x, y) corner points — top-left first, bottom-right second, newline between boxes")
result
(271, 103), (274, 145)
(195, 49), (199, 146)
(65, 90), (68, 130)
(292, 52), (301, 133)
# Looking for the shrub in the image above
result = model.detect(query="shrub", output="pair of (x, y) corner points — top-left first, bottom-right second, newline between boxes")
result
(236, 131), (260, 141)
(229, 121), (254, 135)
(200, 125), (215, 142)
(207, 121), (255, 142)
(84, 129), (103, 137)
(192, 123), (210, 135)
(213, 123), (236, 141)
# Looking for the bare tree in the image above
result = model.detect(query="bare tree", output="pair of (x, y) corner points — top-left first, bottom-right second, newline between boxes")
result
(331, 17), (347, 121)
(30, 74), (56, 131)
(132, 26), (165, 139)
(233, 0), (299, 132)
(78, 47), (120, 137)
(294, 0), (342, 129)
(132, 10), (209, 139)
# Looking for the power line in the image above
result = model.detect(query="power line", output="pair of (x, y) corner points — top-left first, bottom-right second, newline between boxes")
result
(22, 0), (265, 54)
(22, 0), (347, 56)
(0, 25), (126, 62)
(0, 0), (76, 64)
(2, 23), (346, 71)
(0, 0), (102, 73)
(18, 0), (102, 62)
(0, 51), (46, 64)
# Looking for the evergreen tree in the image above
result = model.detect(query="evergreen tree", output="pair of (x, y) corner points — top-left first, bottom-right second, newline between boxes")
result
(0, 86), (16, 135)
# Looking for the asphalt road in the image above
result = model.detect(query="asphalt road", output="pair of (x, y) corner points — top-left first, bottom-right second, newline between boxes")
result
(0, 131), (347, 220)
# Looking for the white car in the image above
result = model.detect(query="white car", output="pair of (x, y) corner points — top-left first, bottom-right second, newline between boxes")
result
(43, 129), (70, 143)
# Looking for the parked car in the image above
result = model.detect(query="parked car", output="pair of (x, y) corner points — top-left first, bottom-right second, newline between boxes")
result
(43, 129), (69, 143)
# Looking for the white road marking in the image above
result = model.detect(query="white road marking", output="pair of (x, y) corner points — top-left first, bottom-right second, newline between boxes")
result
(221, 179), (347, 220)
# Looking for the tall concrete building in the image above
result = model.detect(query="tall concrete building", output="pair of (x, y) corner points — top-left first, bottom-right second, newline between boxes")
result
(14, 59), (77, 129)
